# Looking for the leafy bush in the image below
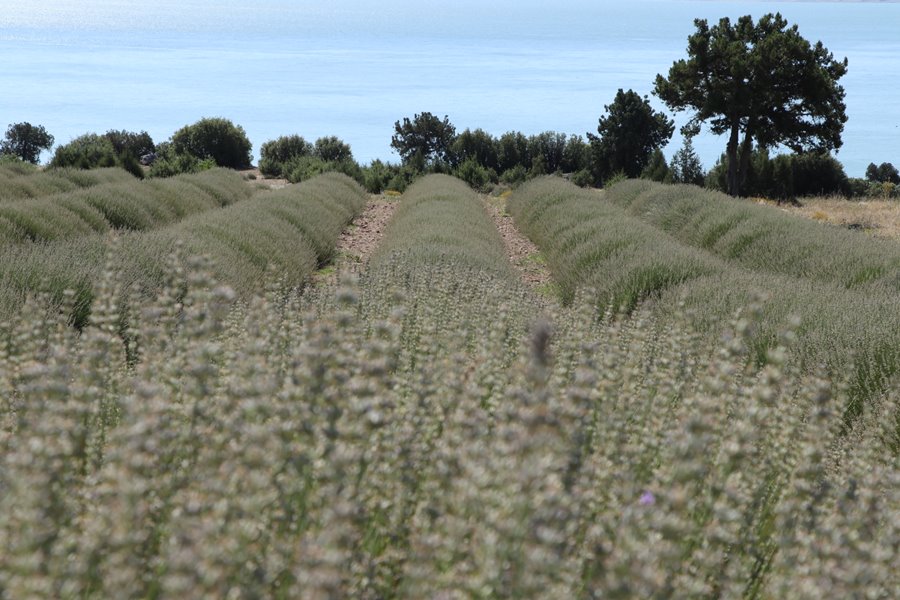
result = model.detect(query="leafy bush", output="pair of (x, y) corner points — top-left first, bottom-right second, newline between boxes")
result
(313, 135), (353, 163)
(455, 156), (496, 192)
(361, 159), (399, 194)
(641, 148), (672, 182)
(708, 149), (849, 200)
(147, 143), (211, 178)
(570, 168), (594, 188)
(50, 134), (119, 169)
(499, 164), (528, 186)
(283, 156), (362, 185)
(171, 117), (252, 169)
(451, 128), (498, 171)
(49, 130), (155, 178)
(259, 135), (313, 177)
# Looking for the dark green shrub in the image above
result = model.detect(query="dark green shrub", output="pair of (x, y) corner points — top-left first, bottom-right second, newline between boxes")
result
(259, 135), (313, 177)
(104, 130), (155, 159)
(284, 156), (361, 184)
(865, 162), (900, 185)
(528, 131), (568, 174)
(171, 117), (252, 169)
(313, 136), (353, 163)
(148, 143), (203, 178)
(1, 122), (54, 164)
(588, 89), (674, 181)
(708, 149), (849, 200)
(641, 149), (672, 183)
(495, 131), (531, 172)
(362, 159), (398, 194)
(455, 157), (495, 192)
(451, 128), (499, 171)
(561, 135), (590, 173)
(50, 134), (119, 169)
(571, 169), (594, 188)
(500, 164), (528, 186)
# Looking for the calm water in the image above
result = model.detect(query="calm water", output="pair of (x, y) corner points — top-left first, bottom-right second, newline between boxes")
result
(1, 0), (897, 176)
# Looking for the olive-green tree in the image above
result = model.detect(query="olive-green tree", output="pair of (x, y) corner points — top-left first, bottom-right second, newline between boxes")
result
(390, 112), (456, 168)
(655, 13), (848, 197)
(587, 89), (674, 182)
(1, 122), (54, 164)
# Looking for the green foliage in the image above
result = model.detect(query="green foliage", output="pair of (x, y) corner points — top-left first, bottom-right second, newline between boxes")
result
(496, 130), (531, 172)
(655, 13), (848, 196)
(670, 136), (705, 185)
(1, 122), (54, 164)
(451, 128), (498, 171)
(455, 157), (496, 192)
(50, 134), (119, 169)
(641, 148), (672, 183)
(284, 155), (362, 185)
(361, 159), (398, 194)
(588, 89), (674, 182)
(708, 149), (849, 200)
(313, 135), (353, 163)
(528, 131), (568, 174)
(500, 164), (529, 186)
(103, 129), (155, 159)
(570, 168), (594, 188)
(561, 134), (590, 174)
(49, 130), (155, 177)
(171, 117), (252, 169)
(147, 143), (206, 178)
(259, 134), (313, 177)
(866, 162), (900, 185)
(390, 112), (457, 167)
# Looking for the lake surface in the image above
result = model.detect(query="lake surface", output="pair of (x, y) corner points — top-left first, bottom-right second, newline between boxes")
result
(1, 0), (897, 176)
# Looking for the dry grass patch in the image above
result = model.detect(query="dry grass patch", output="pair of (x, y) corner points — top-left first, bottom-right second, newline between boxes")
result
(785, 197), (900, 239)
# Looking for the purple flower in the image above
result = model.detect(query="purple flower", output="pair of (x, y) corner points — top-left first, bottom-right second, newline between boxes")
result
(639, 491), (655, 506)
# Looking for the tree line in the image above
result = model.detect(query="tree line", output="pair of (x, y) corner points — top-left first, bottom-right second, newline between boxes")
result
(3, 12), (895, 200)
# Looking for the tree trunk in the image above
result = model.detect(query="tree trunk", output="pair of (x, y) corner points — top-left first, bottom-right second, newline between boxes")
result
(726, 122), (740, 196)
(737, 130), (754, 197)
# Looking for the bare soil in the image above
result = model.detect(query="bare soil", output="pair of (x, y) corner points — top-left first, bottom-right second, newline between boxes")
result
(313, 194), (399, 284)
(482, 194), (554, 289)
(335, 195), (399, 265)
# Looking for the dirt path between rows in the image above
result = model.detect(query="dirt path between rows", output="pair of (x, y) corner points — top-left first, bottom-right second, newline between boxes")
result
(315, 194), (399, 281)
(482, 195), (554, 291)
